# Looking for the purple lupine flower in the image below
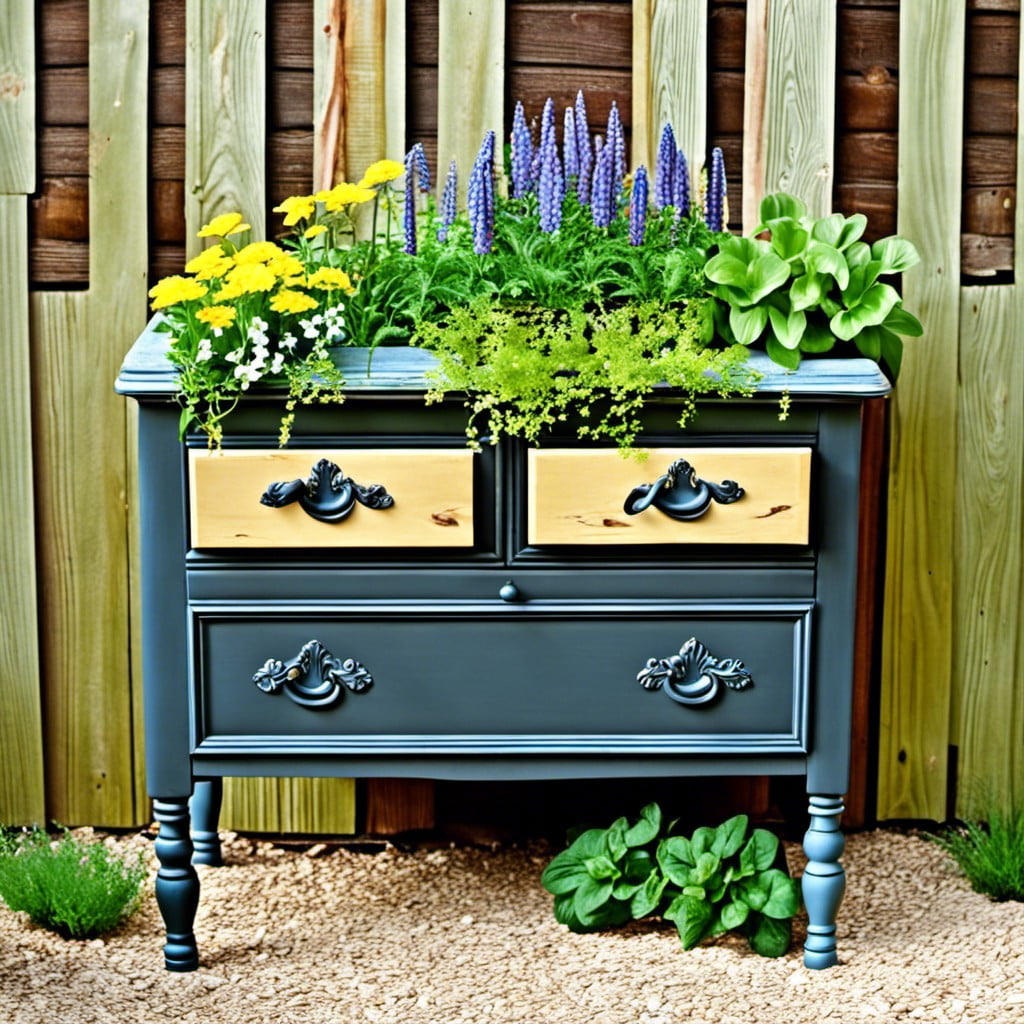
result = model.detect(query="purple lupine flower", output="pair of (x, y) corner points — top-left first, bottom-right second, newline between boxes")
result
(574, 90), (592, 205)
(654, 123), (677, 211)
(590, 139), (615, 229)
(606, 101), (626, 196)
(538, 99), (564, 232)
(672, 148), (690, 217)
(410, 142), (431, 192)
(510, 100), (533, 198)
(563, 106), (579, 181)
(705, 146), (727, 232)
(468, 131), (495, 254)
(402, 149), (417, 254)
(437, 159), (457, 242)
(629, 165), (649, 246)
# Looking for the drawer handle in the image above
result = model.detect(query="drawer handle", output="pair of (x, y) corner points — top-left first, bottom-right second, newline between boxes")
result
(637, 637), (752, 706)
(253, 639), (372, 708)
(623, 458), (744, 521)
(260, 458), (394, 524)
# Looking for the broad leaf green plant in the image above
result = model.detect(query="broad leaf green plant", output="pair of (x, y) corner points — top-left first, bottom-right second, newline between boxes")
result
(705, 192), (922, 378)
(541, 804), (800, 957)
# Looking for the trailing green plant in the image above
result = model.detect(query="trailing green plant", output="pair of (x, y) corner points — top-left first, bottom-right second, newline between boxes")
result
(705, 192), (923, 379)
(417, 299), (756, 452)
(932, 809), (1024, 902)
(0, 827), (147, 939)
(540, 803), (800, 957)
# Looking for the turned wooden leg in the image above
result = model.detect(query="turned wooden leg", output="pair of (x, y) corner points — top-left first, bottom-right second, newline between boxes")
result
(802, 794), (846, 969)
(190, 779), (224, 866)
(154, 797), (200, 971)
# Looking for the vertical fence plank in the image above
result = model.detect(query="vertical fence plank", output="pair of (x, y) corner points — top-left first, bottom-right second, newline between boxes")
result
(954, 286), (1022, 815)
(31, 0), (149, 826)
(632, 0), (708, 177)
(745, 0), (836, 222)
(185, 0), (267, 256)
(877, 0), (965, 821)
(0, 0), (35, 192)
(0, 196), (45, 825)
(436, 0), (504, 204)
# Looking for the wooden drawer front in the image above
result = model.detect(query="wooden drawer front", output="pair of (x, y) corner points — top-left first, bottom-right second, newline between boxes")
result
(527, 447), (812, 546)
(189, 449), (474, 548)
(192, 601), (812, 757)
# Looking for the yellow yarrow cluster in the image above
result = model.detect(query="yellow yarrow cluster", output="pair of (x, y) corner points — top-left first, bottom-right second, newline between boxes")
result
(195, 305), (237, 329)
(269, 289), (319, 315)
(358, 159), (404, 188)
(197, 212), (250, 238)
(148, 275), (208, 309)
(315, 182), (377, 213)
(307, 267), (354, 293)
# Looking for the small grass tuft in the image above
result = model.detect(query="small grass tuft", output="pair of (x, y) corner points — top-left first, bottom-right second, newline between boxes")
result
(0, 827), (147, 939)
(932, 810), (1024, 902)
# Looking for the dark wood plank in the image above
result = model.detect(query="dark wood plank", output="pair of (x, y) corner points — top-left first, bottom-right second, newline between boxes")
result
(837, 71), (899, 133)
(39, 0), (88, 67)
(39, 67), (88, 126)
(409, 0), (439, 65)
(506, 67), (633, 128)
(963, 186), (1016, 236)
(710, 71), (744, 134)
(30, 238), (89, 285)
(967, 12), (1021, 75)
(833, 182), (897, 239)
(150, 243), (187, 284)
(152, 0), (186, 66)
(270, 0), (316, 68)
(364, 779), (436, 835)
(30, 178), (88, 241)
(838, 8), (899, 71)
(964, 135), (1018, 186)
(38, 126), (89, 177)
(268, 129), (315, 182)
(961, 232), (1014, 275)
(152, 180), (185, 244)
(151, 126), (186, 180)
(152, 66), (185, 126)
(836, 133), (898, 183)
(508, 4), (632, 68)
(710, 5), (745, 69)
(269, 70), (314, 129)
(966, 77), (1018, 134)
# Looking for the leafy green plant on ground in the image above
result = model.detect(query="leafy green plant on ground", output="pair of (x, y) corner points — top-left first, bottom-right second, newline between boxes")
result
(0, 827), (147, 939)
(418, 299), (756, 452)
(932, 810), (1024, 902)
(540, 803), (800, 957)
(705, 192), (922, 378)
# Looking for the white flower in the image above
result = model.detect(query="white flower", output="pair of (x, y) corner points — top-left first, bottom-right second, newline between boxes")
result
(225, 346), (244, 364)
(280, 333), (298, 352)
(196, 338), (213, 362)
(270, 352), (286, 375)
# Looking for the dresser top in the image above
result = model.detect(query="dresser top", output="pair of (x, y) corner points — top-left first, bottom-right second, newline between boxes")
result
(115, 315), (893, 400)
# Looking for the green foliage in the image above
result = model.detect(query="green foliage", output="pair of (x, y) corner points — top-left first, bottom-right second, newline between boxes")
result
(0, 828), (147, 939)
(705, 192), (923, 379)
(932, 810), (1024, 902)
(541, 804), (799, 957)
(417, 300), (756, 452)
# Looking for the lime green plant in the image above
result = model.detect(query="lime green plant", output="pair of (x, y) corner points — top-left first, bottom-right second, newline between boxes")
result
(0, 827), (147, 939)
(705, 192), (922, 377)
(541, 803), (800, 957)
(932, 809), (1024, 902)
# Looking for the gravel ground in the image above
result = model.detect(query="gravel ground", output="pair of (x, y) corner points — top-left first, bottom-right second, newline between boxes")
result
(2, 828), (1023, 1024)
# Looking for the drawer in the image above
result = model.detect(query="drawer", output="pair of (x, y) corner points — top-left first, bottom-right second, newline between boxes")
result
(190, 600), (812, 757)
(188, 448), (475, 549)
(526, 447), (812, 546)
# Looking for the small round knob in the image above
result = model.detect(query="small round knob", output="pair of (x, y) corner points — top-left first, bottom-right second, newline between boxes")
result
(498, 580), (521, 603)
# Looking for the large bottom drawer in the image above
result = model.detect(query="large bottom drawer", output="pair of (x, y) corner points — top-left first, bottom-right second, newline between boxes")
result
(191, 601), (813, 757)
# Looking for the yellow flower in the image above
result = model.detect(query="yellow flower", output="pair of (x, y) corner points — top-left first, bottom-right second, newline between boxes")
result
(358, 159), (404, 188)
(304, 224), (328, 239)
(195, 305), (238, 329)
(269, 289), (319, 315)
(214, 281), (244, 302)
(234, 241), (285, 265)
(197, 212), (250, 238)
(185, 245), (233, 281)
(315, 182), (377, 212)
(223, 262), (277, 294)
(273, 194), (317, 226)
(307, 267), (354, 293)
(148, 275), (208, 310)
(267, 254), (305, 280)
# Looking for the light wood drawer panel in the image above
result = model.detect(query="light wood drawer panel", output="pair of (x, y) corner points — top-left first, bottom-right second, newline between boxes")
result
(527, 447), (812, 546)
(189, 449), (474, 548)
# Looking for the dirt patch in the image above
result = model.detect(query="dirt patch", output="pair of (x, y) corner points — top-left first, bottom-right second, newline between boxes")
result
(1, 829), (1023, 1024)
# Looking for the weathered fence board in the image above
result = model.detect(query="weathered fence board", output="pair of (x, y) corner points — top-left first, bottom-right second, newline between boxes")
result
(954, 286), (1023, 815)
(0, 0), (35, 191)
(878, 0), (966, 821)
(436, 0), (504, 203)
(0, 196), (46, 826)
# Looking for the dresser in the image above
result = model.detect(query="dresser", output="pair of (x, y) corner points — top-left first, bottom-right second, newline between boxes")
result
(117, 319), (890, 971)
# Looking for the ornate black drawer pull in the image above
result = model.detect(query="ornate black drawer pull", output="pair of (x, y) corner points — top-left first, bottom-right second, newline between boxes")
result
(637, 637), (752, 706)
(260, 458), (394, 523)
(623, 458), (743, 521)
(253, 639), (372, 708)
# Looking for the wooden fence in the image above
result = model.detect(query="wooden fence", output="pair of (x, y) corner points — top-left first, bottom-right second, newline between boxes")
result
(2, 0), (1021, 830)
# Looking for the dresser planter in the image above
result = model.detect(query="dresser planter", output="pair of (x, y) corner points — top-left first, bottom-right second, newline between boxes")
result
(117, 318), (890, 971)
